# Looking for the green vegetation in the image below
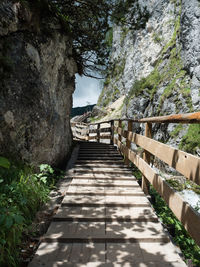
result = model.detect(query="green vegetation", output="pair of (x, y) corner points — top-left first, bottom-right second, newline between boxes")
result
(71, 104), (95, 118)
(166, 179), (185, 191)
(106, 27), (113, 48)
(150, 187), (200, 266)
(17, 0), (122, 78)
(179, 124), (200, 154)
(170, 124), (184, 138)
(132, 167), (200, 265)
(0, 158), (63, 266)
(120, 27), (129, 45)
(124, 69), (161, 106)
(152, 32), (163, 44)
(112, 0), (150, 29)
(123, 0), (193, 114)
(112, 58), (126, 80)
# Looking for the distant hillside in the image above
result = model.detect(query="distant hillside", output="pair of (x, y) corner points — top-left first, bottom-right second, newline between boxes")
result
(71, 104), (95, 118)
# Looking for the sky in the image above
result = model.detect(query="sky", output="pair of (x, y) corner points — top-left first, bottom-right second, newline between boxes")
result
(73, 75), (103, 107)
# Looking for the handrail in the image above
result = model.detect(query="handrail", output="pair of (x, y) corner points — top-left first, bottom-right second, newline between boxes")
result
(89, 111), (200, 125)
(71, 111), (200, 246)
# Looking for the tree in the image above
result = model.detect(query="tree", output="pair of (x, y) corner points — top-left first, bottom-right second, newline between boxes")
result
(17, 0), (132, 78)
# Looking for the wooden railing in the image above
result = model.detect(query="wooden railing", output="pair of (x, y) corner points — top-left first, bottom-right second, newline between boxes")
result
(71, 111), (200, 246)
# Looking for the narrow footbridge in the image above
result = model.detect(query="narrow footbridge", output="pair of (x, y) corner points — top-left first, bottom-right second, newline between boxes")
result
(30, 112), (200, 266)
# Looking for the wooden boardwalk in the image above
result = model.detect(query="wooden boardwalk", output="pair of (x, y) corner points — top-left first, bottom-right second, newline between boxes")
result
(29, 142), (186, 266)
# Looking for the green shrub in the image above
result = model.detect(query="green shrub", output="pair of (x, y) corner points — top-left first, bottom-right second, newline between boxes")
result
(179, 124), (200, 154)
(0, 159), (62, 266)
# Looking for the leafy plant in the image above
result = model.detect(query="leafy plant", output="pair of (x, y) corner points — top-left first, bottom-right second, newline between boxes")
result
(179, 124), (200, 154)
(167, 179), (185, 191)
(132, 166), (200, 265)
(0, 157), (10, 169)
(0, 159), (63, 266)
(149, 187), (200, 265)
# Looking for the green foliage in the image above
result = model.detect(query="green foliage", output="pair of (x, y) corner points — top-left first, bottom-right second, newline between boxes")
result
(124, 69), (161, 106)
(131, 164), (142, 181)
(106, 28), (113, 48)
(71, 104), (95, 118)
(120, 27), (129, 45)
(152, 32), (163, 44)
(0, 157), (11, 169)
(17, 0), (116, 78)
(166, 179), (185, 191)
(132, 166), (200, 265)
(0, 160), (62, 266)
(112, 0), (150, 29)
(149, 187), (200, 265)
(179, 124), (200, 154)
(170, 124), (183, 137)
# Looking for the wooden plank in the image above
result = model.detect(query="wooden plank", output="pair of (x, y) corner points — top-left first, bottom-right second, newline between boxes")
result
(138, 111), (200, 123)
(43, 221), (169, 241)
(110, 120), (114, 145)
(89, 127), (111, 134)
(115, 126), (127, 138)
(126, 132), (200, 186)
(142, 123), (152, 194)
(116, 139), (200, 246)
(118, 121), (122, 143)
(89, 112), (200, 124)
(88, 134), (111, 140)
(97, 124), (100, 143)
(125, 121), (132, 165)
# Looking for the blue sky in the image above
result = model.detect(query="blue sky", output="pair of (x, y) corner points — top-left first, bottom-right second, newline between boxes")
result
(73, 75), (103, 107)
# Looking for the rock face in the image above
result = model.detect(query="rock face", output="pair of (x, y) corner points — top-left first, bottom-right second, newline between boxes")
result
(97, 0), (200, 154)
(0, 1), (77, 166)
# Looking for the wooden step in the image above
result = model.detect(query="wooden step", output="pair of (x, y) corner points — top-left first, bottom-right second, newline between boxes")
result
(43, 221), (170, 242)
(77, 156), (123, 160)
(70, 181), (139, 187)
(54, 206), (158, 221)
(69, 183), (139, 188)
(73, 168), (132, 174)
(72, 173), (135, 178)
(77, 157), (123, 161)
(75, 160), (124, 164)
(66, 191), (145, 196)
(74, 163), (128, 168)
(29, 241), (186, 267)
(62, 195), (150, 206)
(79, 149), (119, 155)
(71, 176), (136, 181)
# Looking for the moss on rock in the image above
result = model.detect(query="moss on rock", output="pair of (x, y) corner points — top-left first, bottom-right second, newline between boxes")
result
(179, 124), (200, 154)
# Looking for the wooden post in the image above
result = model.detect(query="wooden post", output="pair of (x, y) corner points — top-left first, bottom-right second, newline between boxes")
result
(86, 125), (89, 141)
(125, 121), (132, 165)
(110, 120), (114, 145)
(97, 123), (100, 143)
(118, 120), (122, 142)
(142, 122), (152, 194)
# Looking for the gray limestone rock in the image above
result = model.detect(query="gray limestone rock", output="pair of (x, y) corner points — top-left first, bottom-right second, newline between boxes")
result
(97, 0), (200, 152)
(0, 1), (77, 166)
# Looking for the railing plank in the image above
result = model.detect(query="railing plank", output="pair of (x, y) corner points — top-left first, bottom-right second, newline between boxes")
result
(113, 137), (200, 246)
(115, 127), (200, 185)
(89, 127), (111, 134)
(88, 135), (111, 140)
(138, 111), (200, 123)
(130, 133), (200, 186)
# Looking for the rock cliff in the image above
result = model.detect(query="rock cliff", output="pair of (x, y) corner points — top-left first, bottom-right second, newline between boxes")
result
(0, 1), (77, 166)
(97, 0), (200, 154)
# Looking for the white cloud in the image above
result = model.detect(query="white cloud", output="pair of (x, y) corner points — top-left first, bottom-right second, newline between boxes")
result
(73, 75), (103, 107)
